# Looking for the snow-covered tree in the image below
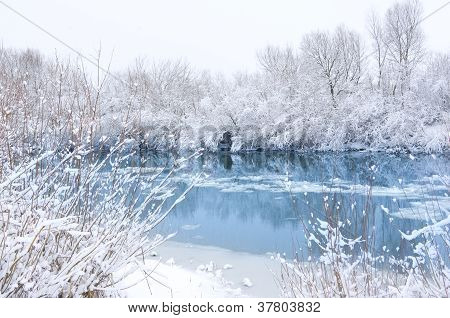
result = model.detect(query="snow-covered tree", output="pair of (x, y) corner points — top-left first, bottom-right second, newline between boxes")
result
(383, 0), (425, 95)
(301, 26), (363, 106)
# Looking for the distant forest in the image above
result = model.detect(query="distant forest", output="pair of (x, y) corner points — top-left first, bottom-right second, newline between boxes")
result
(1, 0), (448, 170)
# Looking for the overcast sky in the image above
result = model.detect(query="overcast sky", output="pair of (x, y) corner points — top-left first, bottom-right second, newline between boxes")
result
(0, 0), (449, 75)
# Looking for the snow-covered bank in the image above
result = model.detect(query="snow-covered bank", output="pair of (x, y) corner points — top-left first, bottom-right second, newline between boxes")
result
(121, 258), (237, 298)
(123, 241), (282, 298)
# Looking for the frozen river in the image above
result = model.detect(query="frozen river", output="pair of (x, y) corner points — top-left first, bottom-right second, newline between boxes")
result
(151, 152), (449, 260)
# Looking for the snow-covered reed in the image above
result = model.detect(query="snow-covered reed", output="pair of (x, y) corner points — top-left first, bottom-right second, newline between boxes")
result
(0, 47), (201, 297)
(279, 179), (449, 297)
(0, 142), (199, 297)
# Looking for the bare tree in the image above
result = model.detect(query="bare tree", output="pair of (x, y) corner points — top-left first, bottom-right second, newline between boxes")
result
(257, 45), (300, 82)
(127, 59), (197, 116)
(301, 26), (363, 106)
(367, 10), (388, 90)
(383, 0), (424, 95)
(335, 26), (363, 86)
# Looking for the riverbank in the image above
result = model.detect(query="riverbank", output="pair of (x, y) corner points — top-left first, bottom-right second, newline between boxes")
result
(123, 241), (282, 298)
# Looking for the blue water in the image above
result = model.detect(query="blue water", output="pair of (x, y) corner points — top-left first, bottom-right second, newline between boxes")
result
(146, 152), (449, 261)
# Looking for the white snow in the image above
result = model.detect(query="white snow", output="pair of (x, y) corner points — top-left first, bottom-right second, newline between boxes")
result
(242, 278), (253, 287)
(392, 198), (450, 221)
(193, 174), (448, 201)
(165, 258), (176, 266)
(380, 205), (390, 214)
(181, 224), (201, 231)
(121, 260), (241, 298)
(400, 215), (450, 240)
(123, 241), (281, 297)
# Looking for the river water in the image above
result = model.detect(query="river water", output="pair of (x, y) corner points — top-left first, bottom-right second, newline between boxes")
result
(143, 151), (450, 261)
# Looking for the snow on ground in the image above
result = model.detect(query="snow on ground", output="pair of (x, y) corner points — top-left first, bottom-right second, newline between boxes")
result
(120, 258), (238, 298)
(122, 241), (281, 298)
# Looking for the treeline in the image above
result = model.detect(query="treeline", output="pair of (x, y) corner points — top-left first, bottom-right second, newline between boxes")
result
(1, 0), (449, 173)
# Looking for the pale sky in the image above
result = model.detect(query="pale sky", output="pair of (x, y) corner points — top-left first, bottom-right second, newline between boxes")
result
(0, 0), (449, 75)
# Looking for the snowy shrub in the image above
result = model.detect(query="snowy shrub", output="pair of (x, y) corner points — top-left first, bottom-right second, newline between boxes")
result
(0, 144), (198, 297)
